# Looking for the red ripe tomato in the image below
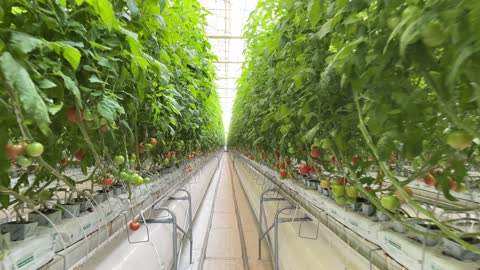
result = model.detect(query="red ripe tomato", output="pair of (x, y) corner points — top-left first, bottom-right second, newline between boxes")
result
(279, 169), (288, 178)
(339, 177), (348, 186)
(150, 138), (158, 146)
(6, 144), (25, 159)
(129, 221), (140, 231)
(75, 150), (83, 161)
(278, 161), (285, 169)
(186, 167), (193, 172)
(66, 108), (83, 123)
(448, 177), (457, 191)
(166, 151), (172, 159)
(299, 164), (309, 175)
(275, 152), (281, 159)
(286, 158), (291, 165)
(308, 164), (315, 173)
(423, 174), (437, 186)
(250, 155), (255, 160)
(103, 177), (113, 187)
(331, 156), (337, 164)
(138, 144), (145, 153)
(351, 156), (360, 166)
(310, 146), (321, 158)
(139, 156), (145, 162)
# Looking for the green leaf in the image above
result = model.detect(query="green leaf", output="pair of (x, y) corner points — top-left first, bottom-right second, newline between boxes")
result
(97, 95), (124, 122)
(89, 41), (111, 51)
(450, 159), (466, 185)
(75, 0), (85, 5)
(165, 95), (183, 115)
(48, 103), (63, 115)
(315, 18), (333, 40)
(10, 32), (44, 54)
(360, 177), (375, 185)
(127, 0), (140, 18)
(279, 104), (290, 118)
(38, 79), (57, 89)
(159, 0), (167, 11)
(308, 0), (323, 26)
(438, 174), (458, 201)
(62, 45), (82, 70)
(399, 20), (421, 57)
(55, 71), (82, 109)
(13, 173), (28, 193)
(48, 42), (82, 69)
(88, 75), (104, 84)
(85, 0), (119, 30)
(0, 52), (51, 132)
(301, 123), (320, 143)
(154, 15), (166, 30)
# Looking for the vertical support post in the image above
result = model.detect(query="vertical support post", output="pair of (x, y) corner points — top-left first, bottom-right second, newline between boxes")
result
(273, 206), (296, 270)
(177, 188), (193, 264)
(258, 193), (264, 260)
(172, 213), (178, 270)
(258, 188), (276, 259)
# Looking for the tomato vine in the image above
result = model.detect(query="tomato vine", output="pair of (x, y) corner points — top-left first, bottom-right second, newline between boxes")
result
(0, 0), (223, 210)
(229, 0), (480, 253)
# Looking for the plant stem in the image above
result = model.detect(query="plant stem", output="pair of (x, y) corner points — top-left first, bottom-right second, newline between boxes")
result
(353, 88), (480, 253)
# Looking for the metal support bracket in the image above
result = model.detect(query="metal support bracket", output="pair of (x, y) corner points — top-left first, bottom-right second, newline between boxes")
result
(258, 205), (313, 270)
(258, 192), (314, 270)
(150, 188), (193, 269)
(124, 210), (150, 244)
(167, 188), (193, 265)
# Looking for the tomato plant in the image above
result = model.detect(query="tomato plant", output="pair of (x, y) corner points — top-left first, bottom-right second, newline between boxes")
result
(0, 0), (223, 221)
(229, 0), (480, 254)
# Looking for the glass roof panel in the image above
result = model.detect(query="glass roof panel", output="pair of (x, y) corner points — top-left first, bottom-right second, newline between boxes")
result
(199, 0), (257, 136)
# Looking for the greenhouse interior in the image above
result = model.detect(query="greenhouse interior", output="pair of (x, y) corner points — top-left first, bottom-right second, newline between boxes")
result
(1, 0), (480, 269)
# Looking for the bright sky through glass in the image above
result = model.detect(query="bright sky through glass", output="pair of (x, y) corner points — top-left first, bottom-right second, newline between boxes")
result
(199, 0), (258, 139)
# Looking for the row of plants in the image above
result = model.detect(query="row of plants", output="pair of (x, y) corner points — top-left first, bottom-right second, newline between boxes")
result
(0, 0), (223, 238)
(229, 0), (480, 254)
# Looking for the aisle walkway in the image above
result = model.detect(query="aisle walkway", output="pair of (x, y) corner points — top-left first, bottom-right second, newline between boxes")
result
(177, 154), (272, 270)
(202, 155), (272, 270)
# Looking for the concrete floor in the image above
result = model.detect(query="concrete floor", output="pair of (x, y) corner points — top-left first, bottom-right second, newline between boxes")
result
(179, 154), (272, 270)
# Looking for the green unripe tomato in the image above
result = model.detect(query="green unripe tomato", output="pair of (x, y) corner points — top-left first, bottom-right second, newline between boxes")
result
(120, 171), (129, 181)
(129, 159), (135, 166)
(26, 142), (44, 157)
(422, 20), (448, 47)
(38, 190), (51, 201)
(447, 131), (473, 150)
(16, 156), (32, 168)
(144, 143), (153, 151)
(114, 155), (125, 166)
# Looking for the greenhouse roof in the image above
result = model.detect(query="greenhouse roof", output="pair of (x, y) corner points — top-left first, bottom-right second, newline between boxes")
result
(200, 0), (257, 136)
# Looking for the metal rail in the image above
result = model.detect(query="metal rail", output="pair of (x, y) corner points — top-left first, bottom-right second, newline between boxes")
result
(233, 151), (407, 270)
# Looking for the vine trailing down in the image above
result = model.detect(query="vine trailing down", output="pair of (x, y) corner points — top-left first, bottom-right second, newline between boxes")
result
(229, 0), (480, 253)
(0, 0), (223, 213)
